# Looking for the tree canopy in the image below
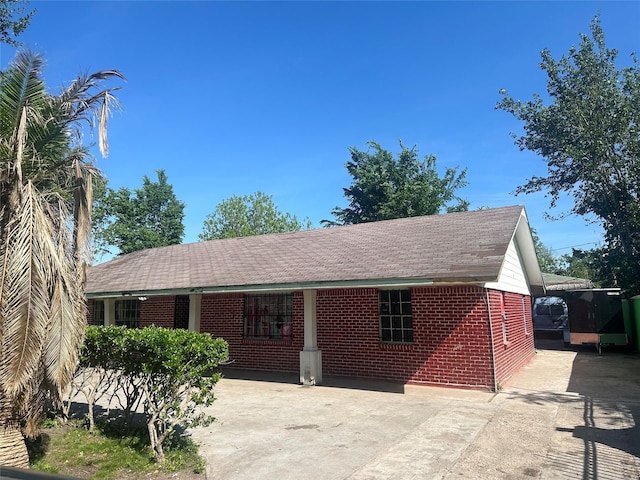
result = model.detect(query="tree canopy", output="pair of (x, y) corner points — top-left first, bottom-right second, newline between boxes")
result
(100, 170), (185, 256)
(324, 141), (468, 226)
(497, 16), (640, 295)
(199, 191), (311, 240)
(531, 229), (563, 274)
(89, 175), (111, 260)
(0, 0), (33, 46)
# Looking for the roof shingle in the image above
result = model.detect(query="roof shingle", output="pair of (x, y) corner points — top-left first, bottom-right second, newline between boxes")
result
(86, 205), (527, 295)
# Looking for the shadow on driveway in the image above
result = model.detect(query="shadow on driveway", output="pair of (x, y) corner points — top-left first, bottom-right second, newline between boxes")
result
(221, 367), (406, 394)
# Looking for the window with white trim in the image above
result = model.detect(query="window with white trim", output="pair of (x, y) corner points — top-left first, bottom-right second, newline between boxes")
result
(379, 289), (413, 343)
(244, 294), (293, 340)
(115, 299), (140, 328)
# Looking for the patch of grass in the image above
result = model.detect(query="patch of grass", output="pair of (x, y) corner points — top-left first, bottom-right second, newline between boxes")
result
(28, 420), (205, 480)
(162, 431), (207, 474)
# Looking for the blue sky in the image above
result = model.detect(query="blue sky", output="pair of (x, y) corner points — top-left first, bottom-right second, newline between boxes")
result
(2, 1), (639, 261)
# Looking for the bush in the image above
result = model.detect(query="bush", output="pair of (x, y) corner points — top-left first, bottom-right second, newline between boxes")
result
(67, 325), (228, 463)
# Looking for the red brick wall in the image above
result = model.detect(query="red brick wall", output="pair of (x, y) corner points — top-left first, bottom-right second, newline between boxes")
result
(316, 286), (495, 389)
(488, 289), (535, 387)
(139, 296), (176, 328)
(87, 286), (535, 391)
(199, 292), (305, 372)
(86, 299), (95, 325)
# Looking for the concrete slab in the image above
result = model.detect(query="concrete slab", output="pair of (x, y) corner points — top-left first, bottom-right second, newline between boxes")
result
(191, 340), (640, 479)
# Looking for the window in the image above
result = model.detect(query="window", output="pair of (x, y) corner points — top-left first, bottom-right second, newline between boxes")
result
(244, 294), (292, 340)
(115, 299), (140, 328)
(379, 290), (413, 343)
(92, 300), (105, 326)
(500, 292), (508, 343)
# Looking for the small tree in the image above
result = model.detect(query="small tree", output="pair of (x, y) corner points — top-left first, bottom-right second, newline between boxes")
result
(324, 141), (468, 226)
(70, 326), (228, 463)
(199, 191), (311, 240)
(102, 169), (186, 255)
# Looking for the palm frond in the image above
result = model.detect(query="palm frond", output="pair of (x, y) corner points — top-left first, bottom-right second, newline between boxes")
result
(43, 197), (86, 400)
(0, 50), (46, 143)
(14, 106), (27, 172)
(12, 368), (46, 439)
(57, 70), (124, 158)
(72, 159), (93, 265)
(0, 181), (55, 397)
(0, 204), (8, 345)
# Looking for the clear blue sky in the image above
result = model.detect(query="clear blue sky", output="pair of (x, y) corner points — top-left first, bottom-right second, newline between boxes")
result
(2, 1), (639, 262)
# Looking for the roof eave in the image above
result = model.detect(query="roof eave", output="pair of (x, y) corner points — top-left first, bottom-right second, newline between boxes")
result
(85, 274), (500, 299)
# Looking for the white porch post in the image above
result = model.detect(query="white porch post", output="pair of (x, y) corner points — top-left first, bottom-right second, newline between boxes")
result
(104, 298), (115, 326)
(188, 294), (201, 332)
(300, 289), (322, 385)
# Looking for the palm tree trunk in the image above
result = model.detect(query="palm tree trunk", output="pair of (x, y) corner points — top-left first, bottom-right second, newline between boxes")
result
(0, 425), (29, 468)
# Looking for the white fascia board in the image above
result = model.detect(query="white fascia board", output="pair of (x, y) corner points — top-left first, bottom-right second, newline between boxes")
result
(84, 275), (502, 299)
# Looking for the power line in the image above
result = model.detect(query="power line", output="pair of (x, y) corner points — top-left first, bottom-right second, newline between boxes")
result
(550, 241), (600, 253)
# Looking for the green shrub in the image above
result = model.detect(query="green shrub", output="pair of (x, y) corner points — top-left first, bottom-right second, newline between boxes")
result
(70, 325), (228, 463)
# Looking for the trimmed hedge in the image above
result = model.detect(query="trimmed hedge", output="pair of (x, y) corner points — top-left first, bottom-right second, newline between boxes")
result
(69, 325), (228, 463)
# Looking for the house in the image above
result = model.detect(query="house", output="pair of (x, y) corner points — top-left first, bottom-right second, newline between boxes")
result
(86, 205), (544, 391)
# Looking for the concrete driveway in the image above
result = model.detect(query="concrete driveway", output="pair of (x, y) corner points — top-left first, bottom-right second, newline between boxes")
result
(191, 340), (640, 479)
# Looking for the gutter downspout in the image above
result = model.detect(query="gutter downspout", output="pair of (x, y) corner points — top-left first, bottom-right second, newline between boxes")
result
(484, 289), (498, 392)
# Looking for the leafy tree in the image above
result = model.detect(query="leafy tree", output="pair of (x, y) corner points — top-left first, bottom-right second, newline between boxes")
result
(324, 141), (468, 226)
(0, 0), (33, 46)
(531, 229), (562, 274)
(557, 248), (601, 285)
(103, 169), (186, 255)
(0, 50), (122, 468)
(199, 191), (311, 240)
(497, 16), (640, 295)
(67, 326), (228, 463)
(90, 174), (111, 260)
(558, 245), (638, 291)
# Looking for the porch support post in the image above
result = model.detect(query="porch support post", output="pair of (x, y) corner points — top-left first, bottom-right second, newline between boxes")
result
(104, 298), (115, 326)
(300, 289), (322, 385)
(188, 294), (201, 332)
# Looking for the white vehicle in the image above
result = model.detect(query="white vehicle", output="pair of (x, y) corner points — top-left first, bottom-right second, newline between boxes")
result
(533, 296), (568, 330)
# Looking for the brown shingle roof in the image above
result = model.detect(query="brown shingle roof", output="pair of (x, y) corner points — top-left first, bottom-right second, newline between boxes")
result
(542, 273), (594, 291)
(86, 205), (527, 296)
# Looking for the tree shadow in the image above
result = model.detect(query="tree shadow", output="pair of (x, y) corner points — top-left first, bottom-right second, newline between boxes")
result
(25, 432), (50, 464)
(221, 367), (405, 393)
(62, 401), (192, 451)
(508, 348), (640, 477)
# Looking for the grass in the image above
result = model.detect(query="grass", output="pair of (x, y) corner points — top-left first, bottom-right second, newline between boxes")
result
(28, 419), (205, 480)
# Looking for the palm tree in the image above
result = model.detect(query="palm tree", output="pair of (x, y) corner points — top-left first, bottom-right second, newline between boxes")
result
(0, 50), (123, 467)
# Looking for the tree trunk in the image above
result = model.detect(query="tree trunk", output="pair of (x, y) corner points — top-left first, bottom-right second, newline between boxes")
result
(0, 425), (29, 468)
(147, 418), (165, 463)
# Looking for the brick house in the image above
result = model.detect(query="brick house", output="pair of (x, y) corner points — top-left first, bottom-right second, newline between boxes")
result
(86, 205), (544, 391)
